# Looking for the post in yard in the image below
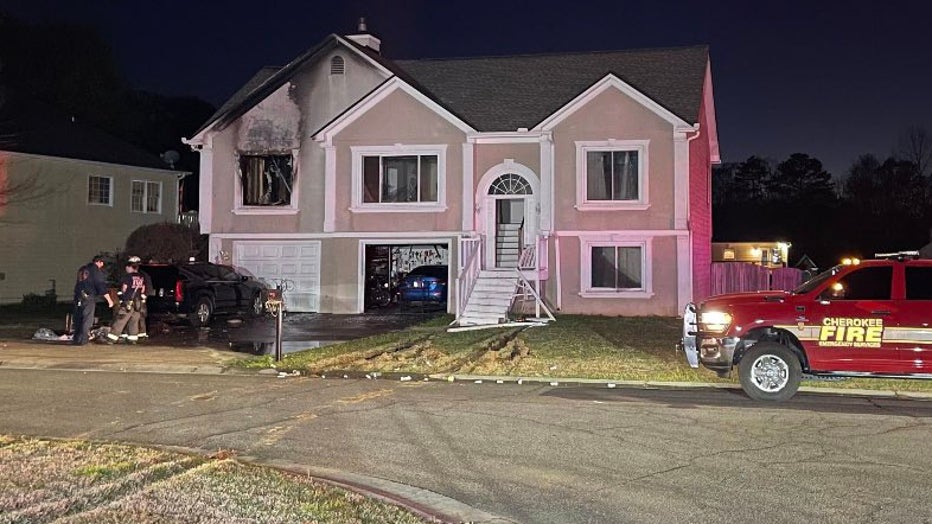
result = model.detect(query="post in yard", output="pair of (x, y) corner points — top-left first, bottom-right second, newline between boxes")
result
(267, 288), (285, 361)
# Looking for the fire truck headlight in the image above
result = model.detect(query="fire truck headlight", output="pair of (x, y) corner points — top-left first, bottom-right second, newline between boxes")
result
(699, 311), (733, 333)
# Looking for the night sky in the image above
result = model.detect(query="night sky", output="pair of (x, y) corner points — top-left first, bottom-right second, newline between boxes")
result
(5, 0), (932, 178)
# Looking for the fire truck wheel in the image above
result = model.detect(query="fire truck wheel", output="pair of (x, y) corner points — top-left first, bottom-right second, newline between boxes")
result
(738, 342), (801, 402)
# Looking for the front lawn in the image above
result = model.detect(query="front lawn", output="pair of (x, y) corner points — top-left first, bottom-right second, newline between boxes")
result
(245, 314), (932, 393)
(0, 436), (427, 523)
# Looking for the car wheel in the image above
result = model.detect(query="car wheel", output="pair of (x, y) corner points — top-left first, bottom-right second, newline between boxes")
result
(249, 293), (265, 317)
(738, 342), (801, 402)
(190, 297), (213, 327)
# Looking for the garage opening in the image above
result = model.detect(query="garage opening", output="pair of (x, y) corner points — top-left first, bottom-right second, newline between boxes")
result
(364, 243), (449, 311)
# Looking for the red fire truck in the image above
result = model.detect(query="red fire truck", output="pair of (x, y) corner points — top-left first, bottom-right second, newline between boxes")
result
(682, 252), (932, 401)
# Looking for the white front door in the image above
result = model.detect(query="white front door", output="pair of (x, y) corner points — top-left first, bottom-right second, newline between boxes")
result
(476, 166), (542, 270)
(234, 241), (321, 312)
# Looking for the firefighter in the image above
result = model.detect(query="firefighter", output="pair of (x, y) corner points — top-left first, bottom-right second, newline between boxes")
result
(127, 256), (153, 341)
(104, 260), (146, 344)
(72, 256), (113, 345)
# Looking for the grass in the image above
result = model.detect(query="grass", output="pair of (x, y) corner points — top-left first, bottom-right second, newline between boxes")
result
(0, 435), (427, 523)
(245, 314), (932, 393)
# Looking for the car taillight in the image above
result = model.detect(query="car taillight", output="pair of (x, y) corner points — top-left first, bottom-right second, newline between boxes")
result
(174, 280), (184, 302)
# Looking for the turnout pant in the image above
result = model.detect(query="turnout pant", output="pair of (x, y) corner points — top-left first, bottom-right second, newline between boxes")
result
(136, 301), (148, 338)
(107, 306), (139, 343)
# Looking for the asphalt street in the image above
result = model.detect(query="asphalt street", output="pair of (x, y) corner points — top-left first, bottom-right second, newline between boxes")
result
(1, 369), (930, 523)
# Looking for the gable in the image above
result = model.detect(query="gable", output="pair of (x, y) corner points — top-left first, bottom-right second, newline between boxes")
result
(187, 35), (393, 142)
(395, 45), (708, 132)
(313, 77), (474, 144)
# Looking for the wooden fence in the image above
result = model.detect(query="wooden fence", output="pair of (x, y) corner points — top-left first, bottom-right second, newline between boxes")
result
(711, 263), (804, 296)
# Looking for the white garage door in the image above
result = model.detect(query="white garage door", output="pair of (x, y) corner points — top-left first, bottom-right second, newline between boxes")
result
(234, 241), (321, 312)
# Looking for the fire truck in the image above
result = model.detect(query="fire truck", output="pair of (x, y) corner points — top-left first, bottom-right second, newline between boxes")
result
(682, 252), (932, 401)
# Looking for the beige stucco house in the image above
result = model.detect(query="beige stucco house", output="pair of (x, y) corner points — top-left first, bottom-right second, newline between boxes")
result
(186, 28), (720, 322)
(0, 91), (182, 304)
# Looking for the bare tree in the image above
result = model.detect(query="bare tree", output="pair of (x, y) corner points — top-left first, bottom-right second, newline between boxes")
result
(897, 125), (932, 178)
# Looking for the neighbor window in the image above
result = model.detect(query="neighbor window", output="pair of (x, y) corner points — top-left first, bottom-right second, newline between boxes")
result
(362, 154), (439, 204)
(88, 175), (113, 206)
(579, 237), (653, 298)
(131, 180), (162, 213)
(239, 154), (294, 206)
(576, 140), (649, 209)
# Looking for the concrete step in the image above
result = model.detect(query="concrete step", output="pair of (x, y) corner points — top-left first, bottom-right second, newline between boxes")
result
(497, 223), (521, 231)
(458, 315), (507, 326)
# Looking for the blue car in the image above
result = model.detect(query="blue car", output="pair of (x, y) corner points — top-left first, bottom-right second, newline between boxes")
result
(397, 265), (448, 305)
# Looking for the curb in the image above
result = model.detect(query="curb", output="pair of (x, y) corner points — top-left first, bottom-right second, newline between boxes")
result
(3, 356), (932, 400)
(422, 373), (932, 400)
(242, 457), (516, 524)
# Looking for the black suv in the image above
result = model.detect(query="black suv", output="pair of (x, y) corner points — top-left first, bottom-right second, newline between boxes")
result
(141, 262), (268, 326)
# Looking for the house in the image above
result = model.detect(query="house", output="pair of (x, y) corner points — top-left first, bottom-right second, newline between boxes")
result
(184, 25), (720, 321)
(712, 241), (791, 268)
(0, 89), (183, 304)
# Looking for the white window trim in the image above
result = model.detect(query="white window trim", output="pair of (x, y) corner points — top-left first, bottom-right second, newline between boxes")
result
(233, 150), (300, 216)
(350, 144), (448, 213)
(130, 179), (163, 214)
(578, 234), (654, 299)
(88, 175), (114, 207)
(575, 139), (650, 211)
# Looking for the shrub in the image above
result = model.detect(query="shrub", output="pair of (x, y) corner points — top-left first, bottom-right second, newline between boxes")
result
(124, 223), (207, 263)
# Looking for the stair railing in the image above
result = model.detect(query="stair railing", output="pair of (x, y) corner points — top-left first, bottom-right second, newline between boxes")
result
(456, 236), (482, 322)
(514, 234), (554, 322)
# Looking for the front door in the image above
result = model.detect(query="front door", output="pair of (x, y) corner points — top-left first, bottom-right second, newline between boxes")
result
(481, 172), (536, 269)
(495, 198), (524, 268)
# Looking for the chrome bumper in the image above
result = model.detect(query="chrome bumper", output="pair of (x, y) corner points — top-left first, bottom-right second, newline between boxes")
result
(680, 303), (739, 372)
(681, 303), (699, 368)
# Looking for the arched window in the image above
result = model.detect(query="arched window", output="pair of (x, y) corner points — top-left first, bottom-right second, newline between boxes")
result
(330, 55), (345, 75)
(489, 173), (532, 195)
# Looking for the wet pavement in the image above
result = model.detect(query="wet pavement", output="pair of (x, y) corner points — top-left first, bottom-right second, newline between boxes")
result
(148, 307), (442, 355)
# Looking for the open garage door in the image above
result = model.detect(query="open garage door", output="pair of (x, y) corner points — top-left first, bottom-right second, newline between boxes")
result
(234, 241), (321, 312)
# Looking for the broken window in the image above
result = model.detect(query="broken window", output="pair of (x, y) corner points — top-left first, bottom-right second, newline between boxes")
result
(239, 154), (294, 206)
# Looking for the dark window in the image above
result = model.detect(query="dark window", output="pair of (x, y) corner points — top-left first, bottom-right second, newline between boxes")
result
(830, 266), (893, 300)
(239, 154), (294, 206)
(591, 246), (642, 290)
(906, 267), (932, 300)
(362, 154), (438, 204)
(586, 150), (639, 201)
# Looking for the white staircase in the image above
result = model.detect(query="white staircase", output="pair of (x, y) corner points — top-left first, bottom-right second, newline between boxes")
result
(457, 269), (519, 326)
(496, 223), (521, 268)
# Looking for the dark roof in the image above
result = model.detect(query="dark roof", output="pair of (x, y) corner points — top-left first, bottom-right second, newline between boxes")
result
(197, 66), (281, 136)
(191, 36), (347, 138)
(394, 46), (709, 131)
(196, 39), (709, 138)
(0, 89), (171, 170)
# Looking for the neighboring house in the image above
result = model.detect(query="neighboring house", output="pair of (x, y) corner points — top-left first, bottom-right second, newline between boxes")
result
(712, 241), (791, 268)
(185, 27), (720, 320)
(0, 90), (183, 304)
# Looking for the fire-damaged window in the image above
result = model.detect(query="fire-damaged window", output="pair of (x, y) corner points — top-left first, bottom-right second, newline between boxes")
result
(239, 154), (294, 206)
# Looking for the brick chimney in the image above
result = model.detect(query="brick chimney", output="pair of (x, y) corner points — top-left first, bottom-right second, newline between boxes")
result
(346, 17), (381, 54)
